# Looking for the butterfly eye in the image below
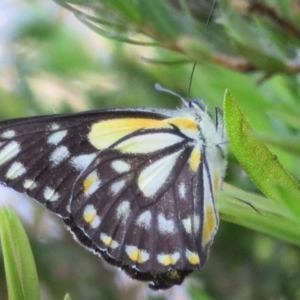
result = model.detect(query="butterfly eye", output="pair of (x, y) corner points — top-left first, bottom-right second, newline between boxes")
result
(216, 143), (227, 159)
(0, 103), (227, 289)
(188, 99), (206, 111)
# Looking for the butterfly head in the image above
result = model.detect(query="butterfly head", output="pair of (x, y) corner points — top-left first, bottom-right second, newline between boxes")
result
(184, 97), (228, 176)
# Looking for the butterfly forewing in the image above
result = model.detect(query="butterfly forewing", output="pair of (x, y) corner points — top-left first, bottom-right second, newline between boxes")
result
(0, 115), (96, 217)
(0, 103), (227, 289)
(0, 110), (166, 215)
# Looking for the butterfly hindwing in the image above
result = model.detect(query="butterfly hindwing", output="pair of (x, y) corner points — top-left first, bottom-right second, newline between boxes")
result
(67, 147), (206, 288)
(0, 103), (226, 289)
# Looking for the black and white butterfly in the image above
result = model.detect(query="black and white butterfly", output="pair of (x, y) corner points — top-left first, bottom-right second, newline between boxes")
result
(0, 90), (227, 289)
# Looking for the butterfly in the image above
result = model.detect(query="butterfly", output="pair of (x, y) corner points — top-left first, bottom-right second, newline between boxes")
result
(0, 88), (227, 290)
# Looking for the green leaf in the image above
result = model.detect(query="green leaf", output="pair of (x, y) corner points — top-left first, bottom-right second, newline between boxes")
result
(219, 2), (290, 72)
(63, 293), (73, 300)
(0, 208), (40, 300)
(255, 133), (300, 157)
(224, 90), (300, 219)
(218, 184), (300, 247)
(268, 110), (300, 131)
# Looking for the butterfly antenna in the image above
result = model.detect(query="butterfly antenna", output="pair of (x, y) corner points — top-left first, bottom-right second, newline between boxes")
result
(188, 63), (197, 100)
(155, 83), (188, 106)
(186, 2), (216, 100)
(206, 0), (216, 27)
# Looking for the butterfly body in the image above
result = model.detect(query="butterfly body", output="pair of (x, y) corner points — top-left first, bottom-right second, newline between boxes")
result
(0, 99), (227, 289)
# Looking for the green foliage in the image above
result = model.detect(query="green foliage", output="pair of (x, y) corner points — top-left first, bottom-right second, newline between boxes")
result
(0, 208), (39, 300)
(54, 0), (300, 74)
(63, 293), (73, 300)
(224, 90), (300, 221)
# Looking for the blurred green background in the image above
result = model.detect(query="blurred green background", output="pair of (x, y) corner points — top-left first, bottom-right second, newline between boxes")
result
(1, 0), (300, 299)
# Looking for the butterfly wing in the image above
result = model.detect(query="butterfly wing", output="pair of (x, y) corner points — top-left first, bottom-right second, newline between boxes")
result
(0, 108), (220, 289)
(0, 109), (168, 216)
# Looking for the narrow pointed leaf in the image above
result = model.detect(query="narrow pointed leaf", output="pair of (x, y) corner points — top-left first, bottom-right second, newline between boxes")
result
(218, 184), (300, 247)
(224, 90), (300, 219)
(0, 208), (39, 300)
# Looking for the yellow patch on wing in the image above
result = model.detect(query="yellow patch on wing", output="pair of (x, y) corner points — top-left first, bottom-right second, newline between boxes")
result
(83, 205), (100, 228)
(185, 249), (200, 265)
(202, 205), (218, 247)
(164, 117), (198, 139)
(88, 117), (199, 151)
(100, 233), (119, 249)
(88, 118), (167, 150)
(125, 246), (149, 263)
(213, 172), (220, 191)
(83, 171), (100, 195)
(189, 148), (201, 172)
(157, 253), (180, 266)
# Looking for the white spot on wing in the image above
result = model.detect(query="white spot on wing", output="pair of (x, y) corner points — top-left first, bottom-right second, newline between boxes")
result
(116, 200), (131, 222)
(49, 123), (60, 130)
(138, 150), (183, 197)
(157, 252), (180, 266)
(23, 179), (37, 190)
(70, 153), (97, 171)
(158, 214), (175, 234)
(1, 130), (15, 139)
(185, 249), (200, 264)
(83, 171), (101, 196)
(125, 245), (149, 263)
(110, 179), (126, 195)
(136, 210), (152, 229)
(115, 132), (184, 154)
(0, 141), (21, 166)
(100, 233), (119, 249)
(179, 182), (186, 199)
(43, 187), (59, 202)
(50, 146), (70, 166)
(6, 162), (26, 179)
(111, 160), (131, 173)
(47, 130), (67, 145)
(182, 217), (192, 234)
(83, 204), (101, 228)
(193, 215), (200, 233)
